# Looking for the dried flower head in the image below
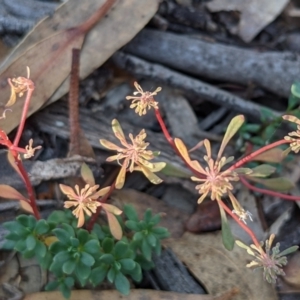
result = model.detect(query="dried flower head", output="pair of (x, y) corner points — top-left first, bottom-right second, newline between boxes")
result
(6, 67), (34, 107)
(23, 139), (42, 159)
(236, 234), (299, 284)
(60, 183), (110, 227)
(0, 109), (12, 120)
(126, 82), (161, 116)
(232, 208), (253, 224)
(100, 119), (166, 189)
(175, 116), (251, 209)
(282, 115), (300, 153)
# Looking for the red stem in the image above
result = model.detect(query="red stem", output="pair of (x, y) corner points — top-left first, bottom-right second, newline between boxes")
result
(154, 108), (205, 179)
(240, 176), (300, 201)
(229, 139), (289, 170)
(87, 181), (116, 231)
(13, 87), (34, 147)
(218, 199), (261, 250)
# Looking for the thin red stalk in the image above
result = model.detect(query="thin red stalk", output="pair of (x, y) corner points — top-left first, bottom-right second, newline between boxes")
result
(218, 199), (261, 250)
(87, 181), (116, 231)
(13, 87), (34, 147)
(240, 176), (300, 201)
(229, 139), (289, 170)
(1, 134), (40, 219)
(154, 108), (205, 179)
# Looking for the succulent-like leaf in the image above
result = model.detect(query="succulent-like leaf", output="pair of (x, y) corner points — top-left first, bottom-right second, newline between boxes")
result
(218, 115), (244, 159)
(249, 164), (276, 177)
(81, 163), (95, 186)
(112, 119), (125, 140)
(19, 200), (34, 214)
(106, 211), (122, 240)
(219, 203), (235, 251)
(247, 177), (295, 191)
(116, 164), (126, 189)
(115, 271), (130, 295)
(140, 165), (163, 185)
(252, 148), (284, 163)
(102, 203), (122, 215)
(0, 184), (28, 201)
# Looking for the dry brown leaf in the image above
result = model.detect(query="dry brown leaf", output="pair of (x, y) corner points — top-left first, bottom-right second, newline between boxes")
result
(0, 0), (159, 134)
(24, 289), (237, 300)
(206, 0), (289, 42)
(112, 188), (189, 238)
(164, 231), (278, 300)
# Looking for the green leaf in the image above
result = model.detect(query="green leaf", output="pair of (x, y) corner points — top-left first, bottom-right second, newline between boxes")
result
(125, 220), (140, 231)
(252, 148), (284, 163)
(53, 228), (71, 244)
(249, 164), (276, 177)
(77, 229), (89, 245)
(219, 204), (235, 251)
(247, 177), (295, 191)
(291, 81), (300, 98)
(107, 267), (116, 283)
(81, 163), (95, 186)
(260, 107), (275, 122)
(34, 240), (47, 258)
(150, 214), (160, 226)
(119, 258), (135, 271)
(47, 210), (67, 224)
(75, 261), (91, 281)
(22, 249), (35, 259)
(91, 224), (105, 240)
(114, 271), (130, 295)
(4, 221), (27, 237)
(244, 123), (261, 133)
(128, 263), (142, 282)
(50, 241), (67, 253)
(14, 239), (27, 252)
(53, 251), (70, 263)
(115, 241), (129, 258)
(63, 259), (76, 274)
(83, 239), (100, 255)
(218, 115), (244, 159)
(160, 162), (191, 178)
(81, 252), (95, 267)
(35, 220), (49, 235)
(61, 224), (75, 237)
(99, 253), (115, 265)
(90, 265), (108, 286)
(59, 283), (71, 299)
(133, 232), (144, 242)
(1, 240), (16, 250)
(152, 227), (170, 239)
(26, 235), (36, 251)
(143, 209), (152, 223)
(141, 238), (152, 261)
(70, 237), (79, 248)
(124, 204), (139, 222)
(39, 251), (52, 269)
(5, 232), (21, 241)
(279, 245), (299, 257)
(64, 277), (75, 288)
(102, 238), (114, 253)
(146, 234), (156, 247)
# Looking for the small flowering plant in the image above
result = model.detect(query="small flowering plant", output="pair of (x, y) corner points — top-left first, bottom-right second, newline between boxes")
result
(0, 71), (169, 299)
(0, 70), (300, 298)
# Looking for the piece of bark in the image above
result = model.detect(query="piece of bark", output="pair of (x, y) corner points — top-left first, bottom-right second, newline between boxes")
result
(112, 51), (281, 120)
(124, 29), (300, 98)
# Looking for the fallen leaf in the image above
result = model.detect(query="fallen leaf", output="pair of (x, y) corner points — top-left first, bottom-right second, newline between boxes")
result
(0, 0), (160, 134)
(112, 188), (189, 238)
(24, 289), (237, 300)
(206, 0), (289, 42)
(164, 231), (278, 300)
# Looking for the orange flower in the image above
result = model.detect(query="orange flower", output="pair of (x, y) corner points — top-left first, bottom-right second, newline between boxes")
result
(60, 183), (110, 227)
(175, 115), (253, 223)
(126, 82), (161, 116)
(6, 67), (34, 107)
(100, 119), (166, 189)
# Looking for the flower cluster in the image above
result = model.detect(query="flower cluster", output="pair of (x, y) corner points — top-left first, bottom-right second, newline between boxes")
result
(282, 115), (300, 153)
(174, 115), (253, 223)
(236, 234), (298, 284)
(100, 119), (166, 189)
(126, 82), (161, 116)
